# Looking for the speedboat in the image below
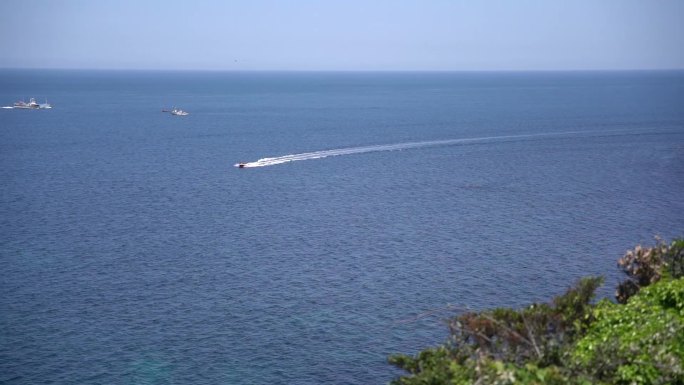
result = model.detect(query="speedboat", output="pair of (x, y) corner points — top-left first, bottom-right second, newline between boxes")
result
(237, 163), (247, 168)
(170, 108), (189, 116)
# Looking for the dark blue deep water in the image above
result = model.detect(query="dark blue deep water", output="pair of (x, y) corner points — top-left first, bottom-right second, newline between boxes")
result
(1, 70), (683, 384)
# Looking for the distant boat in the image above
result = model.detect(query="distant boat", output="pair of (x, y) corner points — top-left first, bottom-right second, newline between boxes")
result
(163, 107), (189, 116)
(171, 108), (189, 116)
(11, 98), (52, 109)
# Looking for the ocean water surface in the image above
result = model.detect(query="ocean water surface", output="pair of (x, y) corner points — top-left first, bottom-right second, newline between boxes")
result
(1, 70), (683, 384)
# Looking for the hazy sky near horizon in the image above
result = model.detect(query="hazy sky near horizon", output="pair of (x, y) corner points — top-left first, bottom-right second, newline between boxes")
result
(1, 0), (682, 71)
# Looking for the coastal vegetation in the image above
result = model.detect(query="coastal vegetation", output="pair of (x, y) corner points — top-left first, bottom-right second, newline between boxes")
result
(389, 238), (684, 385)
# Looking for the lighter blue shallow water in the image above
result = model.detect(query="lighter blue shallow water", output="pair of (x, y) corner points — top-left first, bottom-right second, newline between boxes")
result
(1, 70), (683, 384)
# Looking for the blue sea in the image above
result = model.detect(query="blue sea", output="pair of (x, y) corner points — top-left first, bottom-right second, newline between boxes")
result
(1, 70), (683, 384)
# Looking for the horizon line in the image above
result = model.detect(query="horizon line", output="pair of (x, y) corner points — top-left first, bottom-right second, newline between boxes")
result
(1, 66), (683, 73)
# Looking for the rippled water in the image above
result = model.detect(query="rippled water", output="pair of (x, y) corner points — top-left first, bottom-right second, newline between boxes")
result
(1, 70), (683, 384)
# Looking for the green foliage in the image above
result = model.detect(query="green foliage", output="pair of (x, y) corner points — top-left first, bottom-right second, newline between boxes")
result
(388, 347), (473, 385)
(444, 276), (603, 367)
(389, 238), (684, 385)
(388, 350), (590, 385)
(668, 239), (684, 279)
(389, 277), (604, 384)
(572, 278), (684, 385)
(488, 362), (592, 385)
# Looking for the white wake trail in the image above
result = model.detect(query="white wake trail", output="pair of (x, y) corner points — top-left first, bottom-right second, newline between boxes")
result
(233, 129), (633, 168)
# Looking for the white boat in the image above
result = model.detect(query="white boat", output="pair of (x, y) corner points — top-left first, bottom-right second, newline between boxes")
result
(170, 107), (189, 116)
(12, 98), (51, 109)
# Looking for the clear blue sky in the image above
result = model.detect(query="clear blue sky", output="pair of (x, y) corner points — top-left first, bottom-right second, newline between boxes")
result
(1, 0), (682, 71)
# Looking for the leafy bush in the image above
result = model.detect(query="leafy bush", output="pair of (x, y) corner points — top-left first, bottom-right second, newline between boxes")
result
(389, 238), (684, 385)
(572, 278), (684, 385)
(667, 239), (684, 279)
(447, 277), (603, 366)
(388, 348), (588, 385)
(389, 277), (604, 384)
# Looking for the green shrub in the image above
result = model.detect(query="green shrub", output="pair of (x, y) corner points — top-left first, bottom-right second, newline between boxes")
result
(388, 347), (473, 385)
(389, 239), (684, 385)
(572, 278), (684, 385)
(389, 277), (604, 384)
